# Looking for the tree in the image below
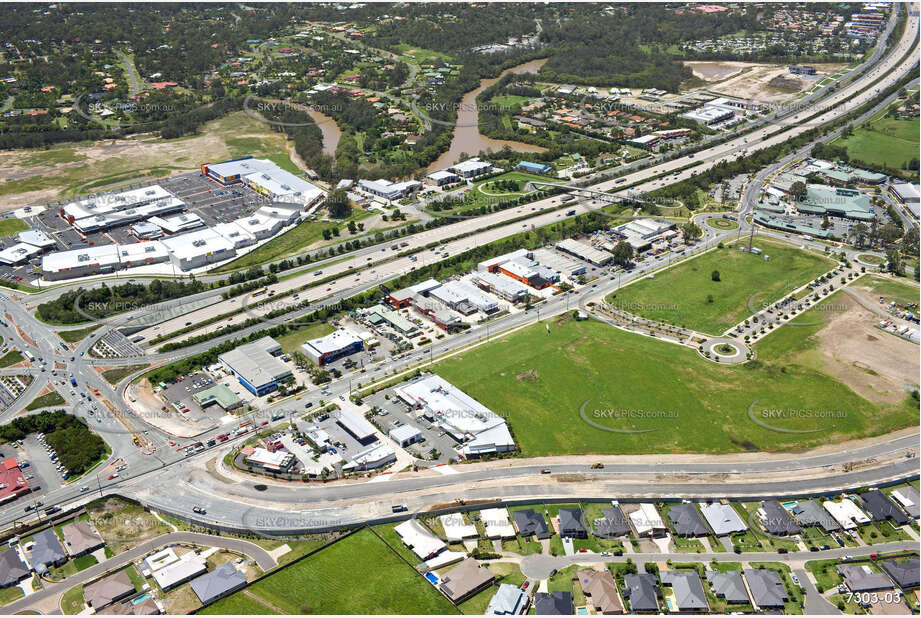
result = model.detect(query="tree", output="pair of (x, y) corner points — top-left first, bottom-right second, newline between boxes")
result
(327, 188), (352, 219)
(790, 180), (807, 202)
(611, 240), (634, 266)
(886, 250), (905, 276)
(849, 222), (869, 247)
(711, 270), (721, 282)
(680, 222), (702, 242)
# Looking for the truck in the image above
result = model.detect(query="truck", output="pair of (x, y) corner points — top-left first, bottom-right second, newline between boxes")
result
(560, 195), (575, 203)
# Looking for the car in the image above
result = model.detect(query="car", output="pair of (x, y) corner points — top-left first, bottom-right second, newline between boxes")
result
(601, 551), (612, 557)
(80, 486), (89, 492)
(520, 581), (530, 591)
(590, 462), (604, 469)
(540, 468), (551, 474)
(578, 548), (588, 553)
(192, 506), (206, 514)
(791, 575), (800, 585)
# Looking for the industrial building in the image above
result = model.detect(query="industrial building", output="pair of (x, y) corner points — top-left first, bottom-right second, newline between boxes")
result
(482, 252), (558, 290)
(218, 336), (291, 396)
(336, 409), (378, 444)
(472, 271), (529, 302)
(395, 374), (514, 456)
(357, 178), (422, 200)
(389, 423), (423, 447)
(430, 280), (500, 314)
(202, 157), (324, 208)
(362, 304), (419, 335)
(611, 218), (677, 251)
(448, 158), (492, 178)
(516, 161), (552, 174)
(531, 248), (586, 278)
(555, 238), (612, 266)
(425, 170), (460, 186)
(301, 328), (364, 366)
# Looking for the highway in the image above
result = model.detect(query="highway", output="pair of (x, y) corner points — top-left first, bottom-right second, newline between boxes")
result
(0, 5), (916, 539)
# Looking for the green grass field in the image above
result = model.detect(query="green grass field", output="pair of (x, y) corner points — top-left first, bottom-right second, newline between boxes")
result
(835, 114), (920, 171)
(851, 274), (919, 308)
(0, 219), (28, 237)
(609, 239), (834, 334)
(433, 318), (916, 456)
(200, 528), (458, 615)
(58, 324), (102, 343)
(0, 350), (23, 368)
(706, 217), (739, 231)
(102, 364), (149, 385)
(25, 390), (65, 411)
(274, 322), (335, 356)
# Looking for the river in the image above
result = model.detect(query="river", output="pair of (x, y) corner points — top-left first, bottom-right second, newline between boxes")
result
(305, 108), (342, 158)
(428, 58), (549, 172)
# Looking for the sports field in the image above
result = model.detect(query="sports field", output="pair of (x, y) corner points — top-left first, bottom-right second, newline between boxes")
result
(608, 239), (834, 334)
(433, 318), (916, 456)
(199, 528), (458, 615)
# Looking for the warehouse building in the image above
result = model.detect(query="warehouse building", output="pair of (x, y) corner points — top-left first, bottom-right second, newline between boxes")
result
(387, 278), (442, 308)
(301, 328), (364, 366)
(425, 170), (460, 186)
(363, 304), (419, 335)
(395, 374), (514, 456)
(448, 158), (492, 178)
(162, 228), (237, 270)
(495, 256), (559, 290)
(337, 409), (378, 444)
(516, 161), (552, 174)
(218, 336), (291, 396)
(471, 271), (529, 302)
(434, 279), (500, 314)
(389, 423), (423, 447)
(477, 249), (532, 273)
(555, 238), (612, 266)
(531, 248), (586, 277)
(357, 178), (422, 200)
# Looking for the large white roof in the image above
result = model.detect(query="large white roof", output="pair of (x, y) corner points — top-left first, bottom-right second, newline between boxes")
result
(161, 228), (235, 261)
(42, 244), (120, 273)
(62, 184), (174, 219)
(395, 374), (502, 436)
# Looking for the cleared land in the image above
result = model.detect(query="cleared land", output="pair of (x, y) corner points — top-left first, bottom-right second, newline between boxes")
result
(609, 239), (834, 334)
(0, 111), (304, 212)
(200, 528), (458, 615)
(434, 318), (916, 456)
(851, 274), (920, 308)
(835, 112), (920, 171)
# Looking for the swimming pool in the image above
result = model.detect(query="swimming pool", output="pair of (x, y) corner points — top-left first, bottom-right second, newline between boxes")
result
(782, 501), (797, 509)
(132, 594), (151, 605)
(576, 607), (589, 615)
(424, 573), (440, 586)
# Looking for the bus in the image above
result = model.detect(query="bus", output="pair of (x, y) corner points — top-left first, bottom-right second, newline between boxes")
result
(22, 351), (34, 362)
(252, 288), (267, 297)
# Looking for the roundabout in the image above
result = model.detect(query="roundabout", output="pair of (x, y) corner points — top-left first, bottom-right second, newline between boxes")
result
(705, 216), (740, 231)
(700, 337), (750, 363)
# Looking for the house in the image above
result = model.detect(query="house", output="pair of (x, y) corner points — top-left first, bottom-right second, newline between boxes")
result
(533, 591), (573, 615)
(61, 520), (105, 557)
(31, 527), (67, 572)
(668, 504), (709, 537)
(791, 500), (840, 532)
(513, 509), (552, 540)
(0, 548), (30, 587)
(744, 569), (788, 609)
(706, 570), (750, 604)
(593, 506), (631, 539)
(891, 486), (921, 518)
(577, 569), (624, 614)
(558, 508), (587, 538)
(439, 513), (479, 542)
(394, 519), (445, 560)
(837, 564), (896, 592)
(439, 558), (495, 604)
(880, 557), (920, 589)
(190, 562), (248, 605)
(699, 503), (747, 536)
(480, 508), (517, 539)
(859, 490), (910, 525)
(622, 573), (659, 612)
(660, 571), (709, 611)
(629, 504), (667, 538)
(758, 500), (801, 536)
(83, 571), (136, 609)
(486, 583), (529, 615)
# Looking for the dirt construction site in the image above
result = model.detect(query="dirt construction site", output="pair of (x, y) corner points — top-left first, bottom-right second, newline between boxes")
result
(683, 61), (849, 103)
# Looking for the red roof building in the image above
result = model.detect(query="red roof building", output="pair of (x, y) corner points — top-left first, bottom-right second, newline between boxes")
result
(0, 459), (30, 505)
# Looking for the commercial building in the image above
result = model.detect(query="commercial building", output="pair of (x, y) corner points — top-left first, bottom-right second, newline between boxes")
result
(425, 170), (460, 186)
(628, 134), (661, 150)
(83, 571), (135, 609)
(362, 304), (419, 335)
(0, 242), (42, 265)
(16, 229), (56, 249)
(471, 271), (529, 303)
(190, 562), (247, 606)
(448, 158), (492, 178)
(130, 221), (164, 240)
(430, 279), (500, 314)
(233, 206), (299, 240)
(147, 213), (204, 234)
(491, 256), (558, 290)
(890, 183), (920, 216)
(192, 385), (243, 411)
(301, 328), (364, 366)
(60, 521), (105, 557)
(0, 458), (30, 505)
(555, 238), (612, 266)
(357, 178), (421, 201)
(213, 222), (257, 249)
(388, 423), (423, 447)
(823, 499), (871, 530)
(477, 249), (531, 273)
(336, 409), (377, 443)
(744, 569), (788, 609)
(218, 336), (291, 396)
(487, 583), (530, 615)
(796, 185), (874, 220)
(681, 103), (735, 126)
(661, 571), (709, 611)
(612, 218), (677, 251)
(202, 157), (324, 207)
(60, 185), (177, 225)
(623, 573), (659, 612)
(342, 441), (396, 471)
(516, 161), (552, 175)
(439, 558), (495, 604)
(162, 228), (237, 271)
(395, 374), (514, 456)
(699, 502), (747, 536)
(244, 446), (295, 472)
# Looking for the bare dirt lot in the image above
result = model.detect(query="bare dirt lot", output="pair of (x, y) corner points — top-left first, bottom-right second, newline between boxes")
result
(683, 61), (849, 103)
(0, 112), (300, 213)
(812, 291), (919, 405)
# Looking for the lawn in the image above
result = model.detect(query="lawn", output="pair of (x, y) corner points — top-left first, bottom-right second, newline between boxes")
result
(0, 218), (28, 237)
(835, 114), (920, 172)
(608, 239), (834, 334)
(706, 217), (739, 231)
(58, 325), (102, 343)
(433, 318), (916, 456)
(0, 350), (24, 368)
(60, 584), (84, 614)
(25, 390), (66, 411)
(200, 528), (457, 615)
(852, 274), (919, 308)
(0, 585), (24, 606)
(102, 364), (149, 385)
(273, 322), (335, 356)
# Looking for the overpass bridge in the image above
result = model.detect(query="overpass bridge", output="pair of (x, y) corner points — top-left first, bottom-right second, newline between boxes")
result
(525, 180), (674, 212)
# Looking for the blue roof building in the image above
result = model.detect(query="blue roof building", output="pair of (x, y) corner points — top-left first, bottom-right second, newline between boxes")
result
(516, 161), (552, 175)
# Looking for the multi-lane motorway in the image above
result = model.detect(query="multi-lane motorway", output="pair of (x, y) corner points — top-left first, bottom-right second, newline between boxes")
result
(0, 6), (917, 537)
